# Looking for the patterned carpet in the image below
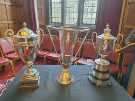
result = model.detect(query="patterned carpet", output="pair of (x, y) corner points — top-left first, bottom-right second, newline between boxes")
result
(0, 61), (24, 96)
(0, 80), (8, 96)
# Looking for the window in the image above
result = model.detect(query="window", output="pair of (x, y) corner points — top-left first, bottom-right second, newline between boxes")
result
(48, 0), (98, 26)
(65, 0), (79, 25)
(50, 0), (62, 23)
(83, 0), (98, 24)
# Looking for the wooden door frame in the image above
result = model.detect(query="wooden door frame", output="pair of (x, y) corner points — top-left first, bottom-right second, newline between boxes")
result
(33, 0), (39, 31)
(118, 0), (127, 34)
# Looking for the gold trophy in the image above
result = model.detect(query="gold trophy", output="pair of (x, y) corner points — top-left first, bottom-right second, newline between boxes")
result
(57, 27), (78, 85)
(47, 26), (82, 85)
(89, 24), (116, 86)
(14, 22), (41, 88)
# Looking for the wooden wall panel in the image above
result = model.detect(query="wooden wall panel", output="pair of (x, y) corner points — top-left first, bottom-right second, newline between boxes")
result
(37, 0), (46, 29)
(125, 3), (135, 26)
(0, 0), (33, 36)
(119, 0), (135, 36)
(96, 0), (123, 35)
(0, 3), (8, 35)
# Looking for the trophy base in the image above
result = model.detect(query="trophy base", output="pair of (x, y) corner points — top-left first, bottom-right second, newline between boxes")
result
(19, 69), (40, 89)
(88, 75), (112, 87)
(88, 58), (111, 87)
(57, 69), (73, 85)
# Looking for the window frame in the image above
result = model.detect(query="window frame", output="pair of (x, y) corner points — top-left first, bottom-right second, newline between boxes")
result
(48, 0), (98, 27)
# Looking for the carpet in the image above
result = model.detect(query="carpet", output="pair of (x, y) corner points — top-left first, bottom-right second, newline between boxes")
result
(0, 61), (24, 80)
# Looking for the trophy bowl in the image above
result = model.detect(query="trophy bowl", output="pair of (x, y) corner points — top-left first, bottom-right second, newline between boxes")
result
(14, 23), (40, 88)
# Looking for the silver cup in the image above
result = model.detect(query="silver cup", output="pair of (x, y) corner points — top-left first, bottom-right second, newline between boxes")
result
(89, 24), (116, 86)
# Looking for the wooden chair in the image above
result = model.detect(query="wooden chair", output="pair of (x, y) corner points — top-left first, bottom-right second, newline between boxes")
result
(116, 43), (135, 81)
(0, 48), (15, 76)
(72, 40), (82, 64)
(37, 34), (54, 63)
(46, 35), (61, 64)
(4, 29), (14, 37)
(108, 34), (135, 84)
(0, 37), (19, 61)
(75, 41), (96, 65)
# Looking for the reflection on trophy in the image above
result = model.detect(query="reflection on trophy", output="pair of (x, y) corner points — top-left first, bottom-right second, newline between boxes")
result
(89, 24), (116, 86)
(46, 26), (90, 85)
(14, 22), (40, 88)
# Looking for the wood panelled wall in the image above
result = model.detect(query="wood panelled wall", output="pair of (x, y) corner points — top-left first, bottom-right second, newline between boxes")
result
(96, 0), (123, 35)
(0, 0), (33, 36)
(37, 0), (46, 29)
(119, 0), (135, 36)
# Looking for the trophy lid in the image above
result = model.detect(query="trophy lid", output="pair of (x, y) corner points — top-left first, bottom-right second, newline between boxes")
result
(17, 22), (38, 38)
(97, 24), (115, 40)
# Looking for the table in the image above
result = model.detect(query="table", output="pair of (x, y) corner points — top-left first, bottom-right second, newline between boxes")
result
(0, 65), (134, 101)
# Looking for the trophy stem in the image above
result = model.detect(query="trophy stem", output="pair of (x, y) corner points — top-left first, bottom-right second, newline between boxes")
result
(26, 62), (34, 76)
(57, 64), (73, 85)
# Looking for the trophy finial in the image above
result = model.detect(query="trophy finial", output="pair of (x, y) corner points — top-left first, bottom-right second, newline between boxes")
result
(18, 22), (29, 36)
(106, 23), (110, 28)
(104, 24), (111, 33)
(23, 22), (27, 27)
(103, 24), (111, 40)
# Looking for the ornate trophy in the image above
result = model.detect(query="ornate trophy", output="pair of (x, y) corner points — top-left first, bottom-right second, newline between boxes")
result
(47, 26), (90, 85)
(14, 23), (40, 88)
(89, 24), (116, 86)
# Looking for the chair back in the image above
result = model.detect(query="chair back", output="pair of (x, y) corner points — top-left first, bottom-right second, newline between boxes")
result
(0, 48), (3, 57)
(4, 29), (14, 37)
(123, 52), (134, 66)
(119, 43), (135, 66)
(0, 37), (15, 55)
(41, 34), (54, 51)
(37, 28), (45, 46)
(106, 52), (119, 64)
(53, 36), (60, 53)
(82, 41), (96, 59)
(91, 32), (97, 43)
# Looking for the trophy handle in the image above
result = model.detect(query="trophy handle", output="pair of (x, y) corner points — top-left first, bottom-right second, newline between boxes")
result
(91, 32), (97, 50)
(116, 33), (123, 44)
(113, 33), (124, 52)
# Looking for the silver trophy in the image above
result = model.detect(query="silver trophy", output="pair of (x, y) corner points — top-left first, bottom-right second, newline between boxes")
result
(14, 23), (41, 88)
(47, 26), (90, 85)
(89, 24), (116, 86)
